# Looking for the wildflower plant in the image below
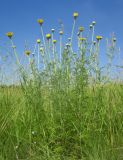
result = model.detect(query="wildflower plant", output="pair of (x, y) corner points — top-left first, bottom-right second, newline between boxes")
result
(1, 11), (122, 160)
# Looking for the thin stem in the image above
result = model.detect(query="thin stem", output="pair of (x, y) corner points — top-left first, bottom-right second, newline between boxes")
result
(32, 43), (37, 68)
(96, 41), (100, 82)
(59, 35), (62, 64)
(41, 52), (46, 71)
(37, 44), (40, 70)
(92, 26), (95, 42)
(90, 26), (95, 56)
(47, 40), (50, 63)
(10, 40), (20, 65)
(53, 43), (56, 73)
(70, 19), (76, 48)
(51, 33), (54, 43)
(40, 26), (46, 52)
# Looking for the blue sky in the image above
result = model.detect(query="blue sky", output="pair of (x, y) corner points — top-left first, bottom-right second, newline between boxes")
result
(0, 0), (123, 46)
(0, 0), (123, 53)
(0, 0), (123, 83)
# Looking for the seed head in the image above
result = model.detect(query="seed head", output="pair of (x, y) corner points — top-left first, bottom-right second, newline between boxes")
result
(113, 38), (116, 42)
(73, 12), (79, 19)
(89, 24), (93, 29)
(96, 36), (103, 41)
(46, 34), (51, 40)
(40, 47), (44, 52)
(25, 50), (31, 56)
(51, 29), (55, 33)
(79, 26), (84, 32)
(6, 32), (13, 39)
(93, 41), (96, 45)
(59, 30), (63, 35)
(79, 37), (86, 41)
(52, 39), (57, 44)
(12, 45), (16, 49)
(37, 19), (44, 25)
(92, 21), (96, 26)
(66, 43), (71, 47)
(68, 38), (71, 41)
(37, 39), (41, 44)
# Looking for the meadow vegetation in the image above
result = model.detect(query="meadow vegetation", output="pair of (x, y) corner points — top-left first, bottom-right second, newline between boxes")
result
(0, 12), (123, 160)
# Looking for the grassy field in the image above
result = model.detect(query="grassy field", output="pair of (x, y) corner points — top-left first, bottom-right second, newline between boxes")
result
(1, 82), (123, 159)
(0, 12), (123, 159)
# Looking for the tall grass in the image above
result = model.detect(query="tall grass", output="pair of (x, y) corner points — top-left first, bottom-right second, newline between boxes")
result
(0, 13), (123, 160)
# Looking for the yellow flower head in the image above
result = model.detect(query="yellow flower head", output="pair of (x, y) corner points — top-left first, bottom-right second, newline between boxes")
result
(96, 36), (103, 41)
(79, 26), (84, 32)
(40, 47), (44, 52)
(6, 32), (13, 39)
(12, 45), (16, 49)
(46, 33), (51, 40)
(79, 37), (86, 41)
(52, 39), (57, 44)
(25, 50), (31, 56)
(59, 31), (63, 35)
(37, 39), (41, 43)
(73, 12), (79, 19)
(37, 19), (44, 25)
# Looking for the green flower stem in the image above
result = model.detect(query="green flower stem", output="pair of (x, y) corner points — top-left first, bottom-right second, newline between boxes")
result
(42, 53), (46, 70)
(37, 44), (40, 70)
(51, 33), (54, 43)
(59, 35), (62, 65)
(10, 39), (20, 65)
(47, 40), (50, 63)
(96, 41), (100, 82)
(90, 26), (95, 56)
(53, 43), (56, 73)
(40, 26), (47, 53)
(70, 19), (76, 51)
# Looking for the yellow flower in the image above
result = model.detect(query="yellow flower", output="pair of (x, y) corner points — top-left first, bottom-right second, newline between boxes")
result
(6, 32), (13, 39)
(73, 12), (79, 19)
(40, 47), (44, 52)
(37, 39), (41, 43)
(59, 31), (63, 35)
(79, 37), (86, 41)
(46, 34), (51, 40)
(25, 50), (31, 56)
(96, 36), (103, 41)
(79, 26), (84, 32)
(52, 39), (57, 44)
(37, 19), (44, 25)
(12, 45), (16, 49)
